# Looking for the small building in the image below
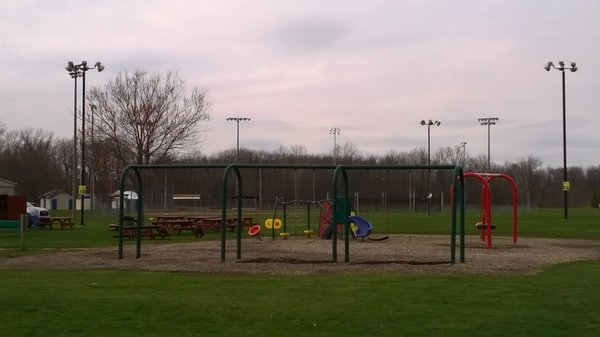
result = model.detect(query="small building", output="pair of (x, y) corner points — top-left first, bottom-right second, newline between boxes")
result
(110, 190), (138, 210)
(0, 178), (17, 196)
(173, 194), (202, 209)
(74, 195), (91, 211)
(39, 190), (73, 210)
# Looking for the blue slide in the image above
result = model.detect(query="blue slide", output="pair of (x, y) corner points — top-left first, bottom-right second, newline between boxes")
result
(348, 215), (372, 238)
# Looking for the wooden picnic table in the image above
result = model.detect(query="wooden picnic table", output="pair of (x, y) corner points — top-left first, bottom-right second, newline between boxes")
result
(197, 217), (238, 231)
(121, 225), (161, 240)
(153, 219), (204, 237)
(39, 216), (74, 230)
(156, 215), (186, 221)
(182, 216), (257, 232)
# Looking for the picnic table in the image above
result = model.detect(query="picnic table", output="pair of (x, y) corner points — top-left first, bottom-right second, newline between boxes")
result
(193, 217), (236, 231)
(156, 215), (186, 221)
(108, 223), (163, 240)
(39, 216), (74, 230)
(153, 218), (204, 237)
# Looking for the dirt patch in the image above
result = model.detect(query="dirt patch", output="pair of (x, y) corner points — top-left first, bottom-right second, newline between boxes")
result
(1, 235), (599, 275)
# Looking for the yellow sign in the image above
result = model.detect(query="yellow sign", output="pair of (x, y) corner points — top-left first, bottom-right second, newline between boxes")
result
(562, 181), (571, 191)
(78, 185), (87, 195)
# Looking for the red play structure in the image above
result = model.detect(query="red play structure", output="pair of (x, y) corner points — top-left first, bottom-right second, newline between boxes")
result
(453, 172), (518, 249)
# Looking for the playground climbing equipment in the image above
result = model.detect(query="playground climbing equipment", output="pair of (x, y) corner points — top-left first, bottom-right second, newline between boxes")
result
(452, 172), (518, 249)
(115, 163), (465, 264)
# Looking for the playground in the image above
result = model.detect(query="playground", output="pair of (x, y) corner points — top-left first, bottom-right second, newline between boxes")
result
(3, 163), (599, 274)
(3, 164), (600, 336)
(2, 204), (600, 336)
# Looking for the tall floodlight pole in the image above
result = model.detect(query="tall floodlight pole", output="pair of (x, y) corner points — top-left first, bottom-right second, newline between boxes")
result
(66, 67), (82, 221)
(420, 120), (440, 216)
(329, 127), (341, 165)
(65, 61), (104, 226)
(478, 117), (499, 172)
(460, 141), (467, 167)
(545, 61), (578, 220)
(90, 104), (96, 213)
(226, 117), (251, 162)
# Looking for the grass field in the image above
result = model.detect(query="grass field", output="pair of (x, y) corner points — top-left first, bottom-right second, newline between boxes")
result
(1, 208), (599, 336)
(1, 207), (599, 251)
(1, 261), (599, 337)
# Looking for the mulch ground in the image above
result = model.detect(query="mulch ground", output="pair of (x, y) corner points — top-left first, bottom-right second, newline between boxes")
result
(1, 235), (599, 275)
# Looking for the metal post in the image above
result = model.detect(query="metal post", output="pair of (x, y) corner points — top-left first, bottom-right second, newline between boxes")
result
(71, 74), (78, 221)
(80, 70), (86, 226)
(65, 61), (104, 226)
(226, 117), (250, 163)
(478, 117), (499, 173)
(427, 124), (431, 216)
(561, 69), (568, 220)
(545, 61), (577, 220)
(235, 121), (240, 161)
(90, 104), (95, 213)
(420, 120), (440, 216)
(329, 127), (341, 165)
(460, 141), (467, 167)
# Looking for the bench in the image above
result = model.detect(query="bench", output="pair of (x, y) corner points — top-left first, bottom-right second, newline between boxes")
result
(0, 220), (20, 234)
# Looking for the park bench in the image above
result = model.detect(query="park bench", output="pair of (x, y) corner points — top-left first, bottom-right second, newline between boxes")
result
(0, 220), (20, 234)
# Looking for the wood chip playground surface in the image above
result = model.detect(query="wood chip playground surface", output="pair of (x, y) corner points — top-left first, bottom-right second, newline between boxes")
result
(2, 235), (599, 275)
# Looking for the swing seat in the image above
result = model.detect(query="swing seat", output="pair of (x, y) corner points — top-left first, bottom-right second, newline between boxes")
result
(475, 222), (496, 230)
(475, 222), (496, 242)
(348, 216), (372, 238)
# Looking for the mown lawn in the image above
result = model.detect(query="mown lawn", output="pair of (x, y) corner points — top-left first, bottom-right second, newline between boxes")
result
(1, 260), (599, 337)
(1, 208), (599, 253)
(1, 208), (599, 336)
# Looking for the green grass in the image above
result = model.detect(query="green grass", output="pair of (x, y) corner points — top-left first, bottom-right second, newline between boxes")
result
(1, 260), (599, 337)
(1, 208), (599, 336)
(1, 207), (599, 253)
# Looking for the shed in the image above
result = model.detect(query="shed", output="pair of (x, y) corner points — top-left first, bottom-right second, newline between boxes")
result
(39, 190), (73, 210)
(110, 190), (139, 210)
(0, 178), (17, 196)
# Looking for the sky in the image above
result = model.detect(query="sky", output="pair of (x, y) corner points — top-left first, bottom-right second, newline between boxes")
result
(1, 0), (599, 168)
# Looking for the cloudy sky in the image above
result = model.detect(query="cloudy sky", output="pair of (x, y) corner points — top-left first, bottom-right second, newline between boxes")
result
(1, 0), (599, 168)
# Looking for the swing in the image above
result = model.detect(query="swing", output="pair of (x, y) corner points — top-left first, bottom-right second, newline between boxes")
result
(352, 170), (390, 241)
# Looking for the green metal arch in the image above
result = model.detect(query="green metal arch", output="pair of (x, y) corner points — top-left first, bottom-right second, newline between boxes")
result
(115, 163), (464, 264)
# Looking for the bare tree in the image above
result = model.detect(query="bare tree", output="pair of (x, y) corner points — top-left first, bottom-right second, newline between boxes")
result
(0, 129), (63, 200)
(435, 145), (465, 165)
(505, 156), (543, 210)
(338, 141), (360, 162)
(0, 121), (6, 149)
(53, 138), (74, 185)
(88, 70), (211, 165)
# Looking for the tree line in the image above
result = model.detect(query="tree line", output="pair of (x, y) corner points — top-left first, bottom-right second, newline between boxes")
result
(1, 69), (598, 210)
(1, 124), (599, 211)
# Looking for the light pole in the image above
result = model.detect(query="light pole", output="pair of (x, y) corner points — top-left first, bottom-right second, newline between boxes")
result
(65, 61), (104, 226)
(226, 117), (250, 162)
(66, 66), (81, 221)
(420, 119), (440, 216)
(90, 104), (96, 213)
(329, 127), (341, 165)
(460, 141), (467, 167)
(545, 61), (578, 220)
(478, 117), (499, 172)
